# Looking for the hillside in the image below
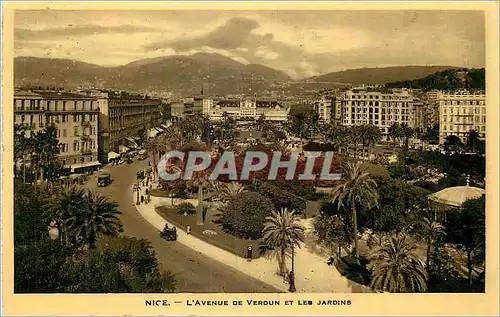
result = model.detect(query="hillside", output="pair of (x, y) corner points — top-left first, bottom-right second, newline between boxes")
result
(308, 66), (462, 85)
(384, 68), (485, 91)
(14, 53), (292, 96)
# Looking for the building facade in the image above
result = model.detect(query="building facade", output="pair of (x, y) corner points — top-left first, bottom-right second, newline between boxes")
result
(340, 89), (415, 138)
(313, 99), (332, 123)
(437, 90), (486, 144)
(82, 90), (162, 161)
(14, 90), (100, 172)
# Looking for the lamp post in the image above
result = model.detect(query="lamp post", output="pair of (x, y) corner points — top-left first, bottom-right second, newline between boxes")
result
(288, 244), (296, 293)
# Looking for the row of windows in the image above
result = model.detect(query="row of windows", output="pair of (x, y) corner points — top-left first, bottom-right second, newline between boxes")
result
(346, 101), (411, 107)
(62, 156), (95, 166)
(441, 125), (486, 132)
(14, 114), (97, 124)
(346, 94), (411, 100)
(59, 140), (96, 153)
(439, 100), (485, 106)
(14, 99), (98, 111)
(442, 115), (486, 124)
(442, 107), (486, 115)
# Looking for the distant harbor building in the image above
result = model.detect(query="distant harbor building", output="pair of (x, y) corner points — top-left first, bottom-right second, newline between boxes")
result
(14, 89), (100, 173)
(205, 99), (289, 122)
(437, 90), (486, 144)
(340, 89), (415, 139)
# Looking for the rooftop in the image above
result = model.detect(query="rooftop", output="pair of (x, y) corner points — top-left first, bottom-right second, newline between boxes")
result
(429, 185), (485, 207)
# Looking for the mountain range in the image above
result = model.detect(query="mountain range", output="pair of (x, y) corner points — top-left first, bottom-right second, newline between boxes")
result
(14, 53), (464, 95)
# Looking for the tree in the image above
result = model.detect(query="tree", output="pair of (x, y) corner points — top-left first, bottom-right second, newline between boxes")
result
(446, 195), (485, 285)
(212, 114), (239, 148)
(388, 122), (402, 151)
(262, 208), (305, 292)
(144, 137), (163, 181)
(443, 135), (464, 154)
(286, 106), (320, 145)
(31, 125), (61, 183)
(314, 208), (353, 259)
(370, 232), (428, 293)
(416, 216), (446, 270)
(214, 182), (246, 204)
(364, 124), (382, 159)
(51, 186), (122, 248)
(57, 236), (176, 293)
(465, 129), (481, 153)
(330, 160), (379, 260)
(217, 191), (274, 239)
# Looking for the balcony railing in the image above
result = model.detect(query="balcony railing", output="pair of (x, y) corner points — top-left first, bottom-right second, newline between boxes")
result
(81, 149), (93, 154)
(80, 134), (90, 140)
(81, 121), (91, 126)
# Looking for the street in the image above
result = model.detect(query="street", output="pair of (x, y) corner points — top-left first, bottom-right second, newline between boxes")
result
(84, 158), (280, 293)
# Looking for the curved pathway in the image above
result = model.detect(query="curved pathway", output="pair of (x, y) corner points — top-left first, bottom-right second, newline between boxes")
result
(136, 184), (354, 293)
(84, 159), (279, 293)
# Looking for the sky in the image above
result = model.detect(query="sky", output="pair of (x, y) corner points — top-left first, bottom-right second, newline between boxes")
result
(14, 10), (485, 79)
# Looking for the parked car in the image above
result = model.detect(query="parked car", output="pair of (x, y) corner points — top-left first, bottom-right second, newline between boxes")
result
(97, 171), (112, 187)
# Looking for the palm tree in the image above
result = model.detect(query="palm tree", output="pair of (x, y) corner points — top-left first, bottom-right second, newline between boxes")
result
(330, 160), (379, 260)
(400, 123), (414, 151)
(84, 190), (122, 238)
(370, 232), (428, 293)
(417, 216), (446, 270)
(365, 125), (382, 160)
(52, 186), (121, 248)
(388, 122), (401, 152)
(466, 129), (481, 153)
(215, 182), (247, 204)
(262, 208), (305, 292)
(144, 138), (162, 181)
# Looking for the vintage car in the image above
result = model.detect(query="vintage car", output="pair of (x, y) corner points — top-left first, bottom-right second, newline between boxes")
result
(97, 171), (112, 187)
(159, 225), (177, 241)
(138, 149), (148, 160)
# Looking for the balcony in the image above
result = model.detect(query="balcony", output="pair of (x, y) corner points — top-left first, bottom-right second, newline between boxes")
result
(81, 121), (91, 126)
(80, 134), (90, 140)
(81, 149), (93, 155)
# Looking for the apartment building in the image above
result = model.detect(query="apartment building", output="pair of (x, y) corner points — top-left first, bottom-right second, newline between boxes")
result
(437, 90), (486, 144)
(313, 99), (332, 123)
(79, 90), (162, 161)
(14, 90), (100, 173)
(340, 89), (414, 139)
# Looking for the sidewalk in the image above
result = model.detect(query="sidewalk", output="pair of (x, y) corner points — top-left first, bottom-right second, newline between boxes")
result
(133, 183), (353, 293)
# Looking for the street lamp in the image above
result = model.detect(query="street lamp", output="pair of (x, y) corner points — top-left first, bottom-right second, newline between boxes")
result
(288, 244), (297, 293)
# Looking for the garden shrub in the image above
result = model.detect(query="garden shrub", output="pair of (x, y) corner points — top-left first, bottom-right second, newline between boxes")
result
(217, 191), (274, 239)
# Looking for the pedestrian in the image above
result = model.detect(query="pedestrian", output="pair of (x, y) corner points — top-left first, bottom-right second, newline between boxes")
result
(141, 195), (144, 203)
(145, 188), (149, 195)
(187, 225), (191, 235)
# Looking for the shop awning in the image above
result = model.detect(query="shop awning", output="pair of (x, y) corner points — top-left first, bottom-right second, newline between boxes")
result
(64, 162), (101, 173)
(148, 128), (159, 138)
(107, 151), (120, 160)
(119, 145), (130, 154)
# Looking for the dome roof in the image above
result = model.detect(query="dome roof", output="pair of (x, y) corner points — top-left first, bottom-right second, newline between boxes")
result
(429, 186), (485, 207)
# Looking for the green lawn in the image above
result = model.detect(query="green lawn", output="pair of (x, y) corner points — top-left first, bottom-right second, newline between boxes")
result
(156, 204), (263, 259)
